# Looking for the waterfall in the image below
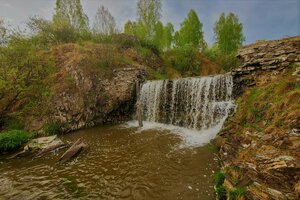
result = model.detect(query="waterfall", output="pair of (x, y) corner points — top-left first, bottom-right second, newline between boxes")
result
(139, 75), (235, 131)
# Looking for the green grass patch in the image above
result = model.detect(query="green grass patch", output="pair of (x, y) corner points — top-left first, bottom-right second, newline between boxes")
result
(214, 171), (226, 187)
(5, 119), (24, 130)
(0, 130), (32, 152)
(43, 122), (64, 135)
(229, 187), (246, 200)
(215, 185), (226, 200)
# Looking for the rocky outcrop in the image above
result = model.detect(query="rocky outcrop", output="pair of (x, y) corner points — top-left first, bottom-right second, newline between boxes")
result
(217, 36), (300, 200)
(233, 36), (300, 76)
(24, 43), (149, 133)
(231, 36), (300, 97)
(51, 67), (146, 132)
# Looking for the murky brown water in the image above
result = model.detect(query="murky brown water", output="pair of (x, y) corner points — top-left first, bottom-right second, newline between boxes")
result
(0, 124), (219, 200)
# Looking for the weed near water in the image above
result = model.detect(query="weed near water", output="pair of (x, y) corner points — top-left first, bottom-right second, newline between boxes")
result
(0, 130), (32, 152)
(214, 171), (226, 200)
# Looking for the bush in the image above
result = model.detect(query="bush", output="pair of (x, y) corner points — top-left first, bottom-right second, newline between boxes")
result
(43, 122), (63, 135)
(0, 130), (31, 152)
(204, 46), (240, 72)
(164, 45), (200, 76)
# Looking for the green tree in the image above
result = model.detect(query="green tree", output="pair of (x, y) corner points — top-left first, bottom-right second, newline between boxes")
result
(93, 5), (118, 35)
(163, 22), (174, 50)
(153, 21), (164, 51)
(174, 9), (204, 50)
(136, 0), (162, 40)
(53, 0), (89, 31)
(124, 20), (135, 35)
(214, 12), (245, 54)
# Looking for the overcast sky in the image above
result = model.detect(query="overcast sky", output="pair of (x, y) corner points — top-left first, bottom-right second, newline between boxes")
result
(0, 0), (299, 45)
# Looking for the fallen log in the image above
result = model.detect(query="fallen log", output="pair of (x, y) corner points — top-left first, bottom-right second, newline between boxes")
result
(59, 138), (87, 162)
(34, 143), (66, 159)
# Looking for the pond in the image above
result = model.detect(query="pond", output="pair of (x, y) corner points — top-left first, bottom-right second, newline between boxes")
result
(0, 122), (219, 199)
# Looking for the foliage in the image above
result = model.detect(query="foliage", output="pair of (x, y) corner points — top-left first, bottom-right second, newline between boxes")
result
(165, 45), (200, 76)
(93, 5), (118, 35)
(153, 21), (164, 51)
(124, 0), (173, 52)
(0, 35), (55, 116)
(204, 46), (240, 71)
(214, 171), (226, 187)
(214, 171), (227, 200)
(5, 119), (25, 130)
(215, 185), (226, 200)
(174, 9), (205, 50)
(43, 122), (64, 135)
(162, 23), (174, 50)
(214, 12), (245, 54)
(0, 130), (31, 152)
(53, 0), (89, 31)
(229, 187), (246, 200)
(27, 17), (85, 45)
(124, 20), (138, 36)
(137, 0), (162, 41)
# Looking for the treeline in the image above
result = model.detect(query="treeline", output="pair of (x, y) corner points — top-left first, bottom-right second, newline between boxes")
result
(123, 0), (245, 72)
(1, 0), (244, 62)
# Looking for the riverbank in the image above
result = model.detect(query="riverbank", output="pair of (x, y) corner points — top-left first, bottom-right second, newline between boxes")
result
(215, 36), (300, 199)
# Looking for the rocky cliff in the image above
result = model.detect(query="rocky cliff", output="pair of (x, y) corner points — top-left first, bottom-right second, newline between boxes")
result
(25, 43), (154, 133)
(216, 36), (300, 200)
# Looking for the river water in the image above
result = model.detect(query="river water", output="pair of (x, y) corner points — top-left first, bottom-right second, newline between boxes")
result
(0, 123), (219, 200)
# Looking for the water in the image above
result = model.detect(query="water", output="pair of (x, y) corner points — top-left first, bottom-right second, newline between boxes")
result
(140, 75), (235, 131)
(0, 125), (219, 199)
(0, 75), (234, 199)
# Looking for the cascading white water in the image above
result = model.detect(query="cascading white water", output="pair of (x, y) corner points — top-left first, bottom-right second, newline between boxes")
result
(139, 75), (235, 132)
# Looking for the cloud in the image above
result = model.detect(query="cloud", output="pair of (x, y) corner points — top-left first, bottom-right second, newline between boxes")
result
(0, 0), (298, 44)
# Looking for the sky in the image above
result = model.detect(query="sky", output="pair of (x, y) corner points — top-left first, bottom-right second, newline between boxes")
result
(0, 0), (299, 45)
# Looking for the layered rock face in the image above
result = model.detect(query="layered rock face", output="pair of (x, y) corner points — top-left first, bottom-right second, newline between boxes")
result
(25, 44), (149, 132)
(233, 36), (300, 75)
(217, 36), (300, 200)
(52, 67), (146, 132)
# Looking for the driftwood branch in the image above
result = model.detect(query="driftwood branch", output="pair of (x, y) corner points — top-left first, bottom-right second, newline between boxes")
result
(59, 138), (87, 162)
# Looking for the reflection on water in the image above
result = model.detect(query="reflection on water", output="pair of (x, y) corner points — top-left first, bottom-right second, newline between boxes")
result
(0, 124), (219, 200)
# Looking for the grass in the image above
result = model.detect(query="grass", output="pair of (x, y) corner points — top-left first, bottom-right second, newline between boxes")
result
(228, 69), (300, 135)
(214, 171), (227, 200)
(214, 171), (226, 187)
(43, 122), (64, 135)
(0, 130), (32, 152)
(229, 187), (246, 200)
(215, 185), (226, 200)
(6, 119), (24, 130)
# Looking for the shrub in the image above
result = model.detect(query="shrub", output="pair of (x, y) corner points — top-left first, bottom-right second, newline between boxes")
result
(43, 122), (63, 135)
(0, 130), (31, 152)
(164, 45), (200, 76)
(204, 46), (240, 72)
